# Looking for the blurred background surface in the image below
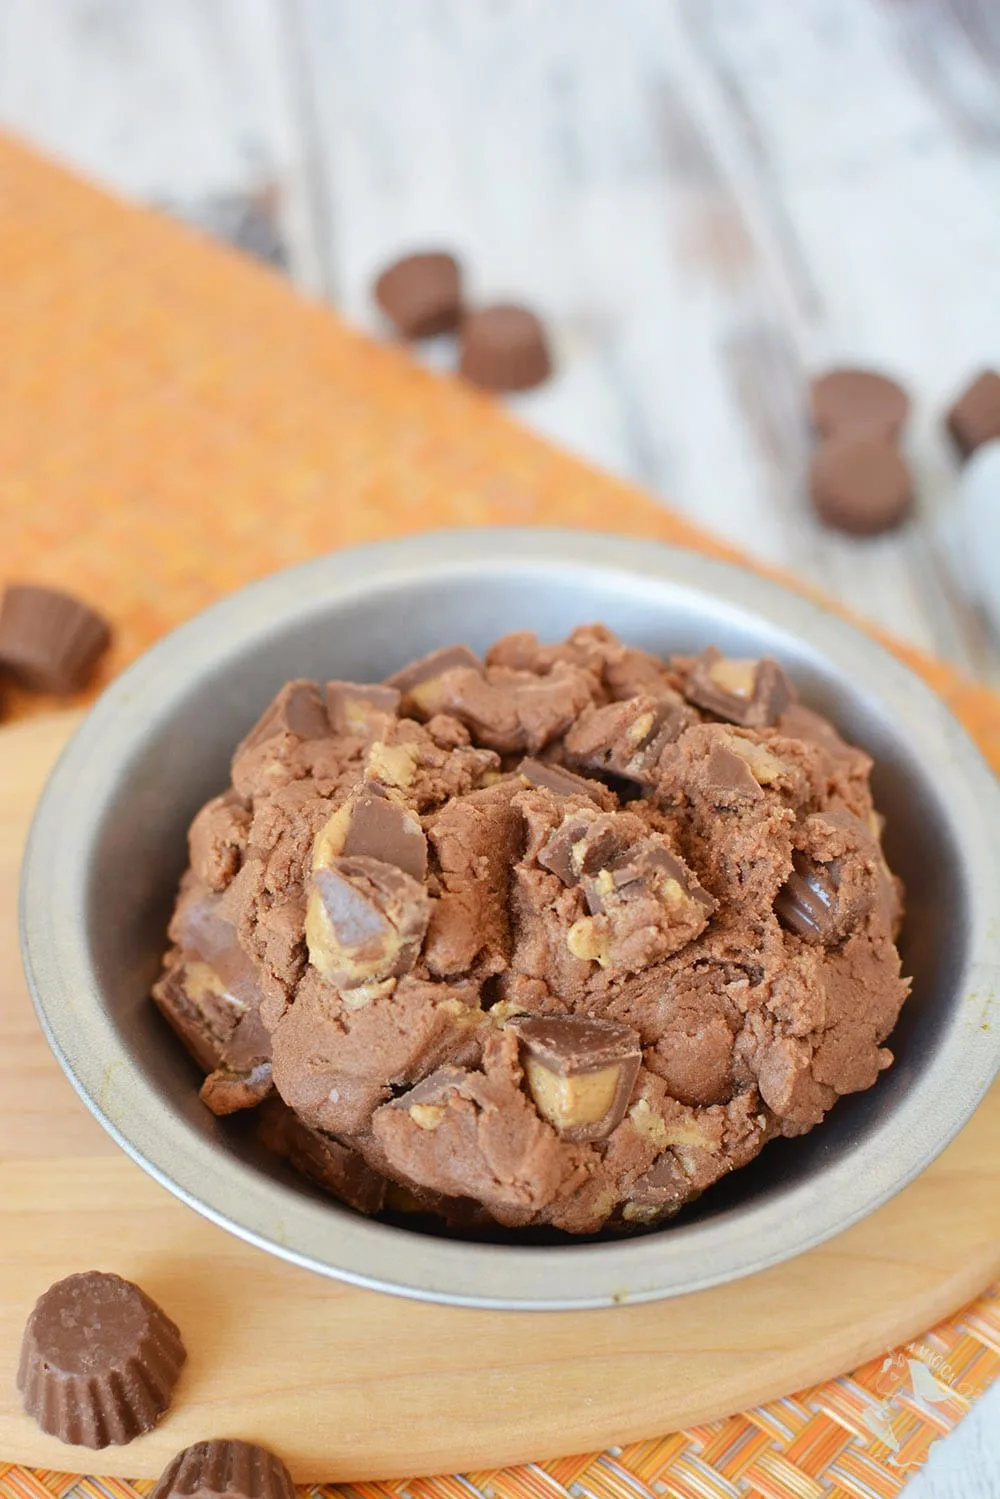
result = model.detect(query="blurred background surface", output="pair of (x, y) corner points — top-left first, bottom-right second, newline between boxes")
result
(2, 0), (999, 685)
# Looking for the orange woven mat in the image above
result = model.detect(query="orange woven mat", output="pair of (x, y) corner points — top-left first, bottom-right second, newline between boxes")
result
(1, 134), (999, 1497)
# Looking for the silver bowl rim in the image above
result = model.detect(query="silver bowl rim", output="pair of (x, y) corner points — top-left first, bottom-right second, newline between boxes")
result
(19, 527), (1000, 1309)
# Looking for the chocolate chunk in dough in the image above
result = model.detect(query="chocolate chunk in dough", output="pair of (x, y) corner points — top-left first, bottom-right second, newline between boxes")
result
(684, 647), (794, 728)
(18, 1272), (186, 1448)
(153, 959), (245, 1074)
(809, 434), (913, 536)
(564, 693), (692, 783)
(341, 784), (428, 879)
(511, 1014), (641, 1143)
(946, 369), (1000, 460)
(538, 811), (630, 887)
(236, 680), (330, 757)
(374, 251), (462, 339)
(310, 786), (428, 878)
(567, 840), (715, 973)
(459, 305), (553, 392)
(584, 845), (715, 918)
(518, 757), (608, 801)
(387, 643), (483, 693)
(703, 742), (765, 804)
(172, 891), (263, 1008)
(0, 584), (110, 693)
(325, 679), (401, 735)
(151, 1440), (297, 1499)
(199, 1061), (274, 1116)
(774, 853), (843, 944)
(399, 659), (597, 755)
(306, 855), (430, 988)
(809, 368), (909, 439)
(775, 808), (888, 945)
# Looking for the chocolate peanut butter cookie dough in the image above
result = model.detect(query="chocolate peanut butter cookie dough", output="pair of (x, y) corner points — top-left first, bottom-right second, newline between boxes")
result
(153, 625), (908, 1235)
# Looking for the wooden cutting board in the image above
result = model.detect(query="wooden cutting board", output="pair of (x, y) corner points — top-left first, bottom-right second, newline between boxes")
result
(2, 712), (1000, 1484)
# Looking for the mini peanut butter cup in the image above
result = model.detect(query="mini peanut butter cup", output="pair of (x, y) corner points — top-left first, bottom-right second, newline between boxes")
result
(17, 1271), (186, 1448)
(0, 584), (110, 692)
(151, 1439), (297, 1499)
(459, 305), (552, 392)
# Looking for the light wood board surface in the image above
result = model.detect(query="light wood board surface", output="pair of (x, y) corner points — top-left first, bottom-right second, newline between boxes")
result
(0, 711), (998, 1483)
(1, 0), (999, 688)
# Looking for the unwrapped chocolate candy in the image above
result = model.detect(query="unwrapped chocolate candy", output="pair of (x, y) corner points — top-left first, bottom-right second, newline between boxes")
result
(151, 1440), (296, 1499)
(374, 251), (462, 339)
(0, 584), (110, 693)
(18, 1272), (186, 1448)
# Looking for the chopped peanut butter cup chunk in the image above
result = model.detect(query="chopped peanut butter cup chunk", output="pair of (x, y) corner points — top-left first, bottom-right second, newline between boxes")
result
(684, 647), (795, 728)
(564, 692), (692, 784)
(511, 1014), (642, 1143)
(306, 855), (430, 988)
(326, 679), (401, 735)
(235, 679), (330, 756)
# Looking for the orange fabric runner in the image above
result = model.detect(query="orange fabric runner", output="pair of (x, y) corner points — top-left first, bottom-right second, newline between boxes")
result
(1, 134), (998, 1497)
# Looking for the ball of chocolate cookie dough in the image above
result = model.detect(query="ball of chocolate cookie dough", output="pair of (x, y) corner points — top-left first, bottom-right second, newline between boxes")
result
(459, 305), (553, 392)
(809, 433), (913, 536)
(809, 368), (910, 440)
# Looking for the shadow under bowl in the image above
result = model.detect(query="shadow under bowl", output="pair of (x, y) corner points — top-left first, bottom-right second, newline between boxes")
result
(19, 529), (1000, 1308)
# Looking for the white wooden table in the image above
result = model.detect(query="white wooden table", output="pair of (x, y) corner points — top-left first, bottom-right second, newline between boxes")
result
(1, 2), (999, 1491)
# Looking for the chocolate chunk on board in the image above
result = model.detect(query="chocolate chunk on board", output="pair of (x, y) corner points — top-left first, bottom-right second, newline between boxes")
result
(809, 368), (909, 439)
(236, 680), (330, 756)
(510, 1014), (642, 1143)
(459, 305), (553, 392)
(684, 647), (794, 728)
(518, 756), (608, 801)
(374, 251), (462, 339)
(151, 1440), (297, 1499)
(809, 434), (913, 536)
(341, 784), (428, 879)
(18, 1272), (186, 1448)
(326, 679), (401, 734)
(946, 369), (1000, 460)
(0, 584), (110, 693)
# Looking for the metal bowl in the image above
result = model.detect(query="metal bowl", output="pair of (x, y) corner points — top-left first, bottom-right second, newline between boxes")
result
(20, 529), (1000, 1309)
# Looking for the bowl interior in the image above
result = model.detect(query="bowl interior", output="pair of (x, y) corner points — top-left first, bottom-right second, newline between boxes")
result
(81, 558), (968, 1244)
